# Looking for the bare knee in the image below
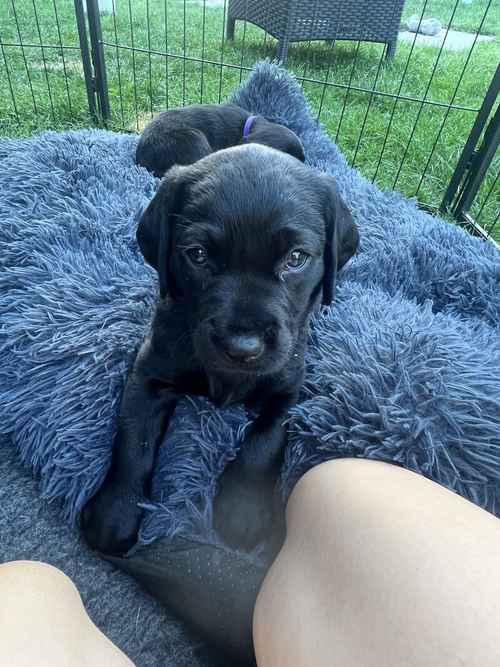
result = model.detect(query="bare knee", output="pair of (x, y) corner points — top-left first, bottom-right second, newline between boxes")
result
(287, 459), (416, 527)
(282, 459), (413, 558)
(0, 561), (135, 667)
(0, 560), (80, 603)
(286, 457), (500, 550)
(1, 560), (75, 583)
(254, 459), (500, 667)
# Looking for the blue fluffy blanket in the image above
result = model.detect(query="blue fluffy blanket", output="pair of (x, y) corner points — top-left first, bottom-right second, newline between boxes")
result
(1, 63), (499, 547)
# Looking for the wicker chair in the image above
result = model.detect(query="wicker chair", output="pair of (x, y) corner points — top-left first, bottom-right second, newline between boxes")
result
(226, 0), (406, 62)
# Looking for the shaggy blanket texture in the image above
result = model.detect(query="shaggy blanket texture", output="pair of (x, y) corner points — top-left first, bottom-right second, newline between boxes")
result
(1, 62), (499, 535)
(0, 62), (499, 658)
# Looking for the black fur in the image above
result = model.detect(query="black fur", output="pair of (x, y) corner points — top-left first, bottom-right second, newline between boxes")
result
(82, 144), (358, 555)
(135, 103), (305, 177)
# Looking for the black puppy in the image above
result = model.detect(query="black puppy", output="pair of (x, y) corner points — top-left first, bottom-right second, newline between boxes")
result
(136, 103), (305, 177)
(82, 144), (358, 556)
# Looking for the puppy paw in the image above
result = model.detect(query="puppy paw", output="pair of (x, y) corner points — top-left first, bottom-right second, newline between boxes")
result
(80, 481), (143, 556)
(213, 462), (282, 550)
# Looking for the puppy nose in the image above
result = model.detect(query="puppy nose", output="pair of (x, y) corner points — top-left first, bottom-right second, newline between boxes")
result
(223, 334), (264, 363)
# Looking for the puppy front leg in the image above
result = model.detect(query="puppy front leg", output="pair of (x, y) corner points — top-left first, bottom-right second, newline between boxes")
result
(239, 393), (297, 473)
(214, 394), (295, 549)
(81, 362), (178, 556)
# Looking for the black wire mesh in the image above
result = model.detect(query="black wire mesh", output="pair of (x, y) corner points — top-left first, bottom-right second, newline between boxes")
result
(0, 1), (92, 130)
(0, 0), (498, 242)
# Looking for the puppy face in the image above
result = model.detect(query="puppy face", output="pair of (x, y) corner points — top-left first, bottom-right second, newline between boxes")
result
(137, 145), (358, 376)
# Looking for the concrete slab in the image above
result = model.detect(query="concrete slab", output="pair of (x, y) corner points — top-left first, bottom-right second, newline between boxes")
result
(398, 28), (495, 51)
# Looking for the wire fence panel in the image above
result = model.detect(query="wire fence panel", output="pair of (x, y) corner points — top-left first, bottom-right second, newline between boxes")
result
(0, 0), (498, 242)
(0, 1), (94, 133)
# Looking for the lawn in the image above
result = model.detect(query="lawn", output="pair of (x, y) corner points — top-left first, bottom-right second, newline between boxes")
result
(0, 0), (498, 240)
(403, 0), (499, 34)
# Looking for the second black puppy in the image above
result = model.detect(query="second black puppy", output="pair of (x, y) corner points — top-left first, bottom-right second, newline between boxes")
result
(82, 144), (358, 557)
(136, 102), (305, 177)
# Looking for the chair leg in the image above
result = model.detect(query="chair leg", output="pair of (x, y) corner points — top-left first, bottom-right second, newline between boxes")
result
(277, 38), (289, 64)
(226, 15), (236, 40)
(386, 41), (396, 58)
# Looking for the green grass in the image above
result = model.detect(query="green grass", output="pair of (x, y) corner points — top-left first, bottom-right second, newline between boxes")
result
(403, 0), (499, 35)
(0, 0), (498, 241)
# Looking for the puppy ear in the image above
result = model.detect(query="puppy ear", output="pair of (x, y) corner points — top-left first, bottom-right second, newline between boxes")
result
(136, 166), (186, 299)
(321, 175), (359, 306)
(246, 119), (305, 162)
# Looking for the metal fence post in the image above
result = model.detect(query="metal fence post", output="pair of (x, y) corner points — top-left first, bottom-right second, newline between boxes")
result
(452, 105), (499, 220)
(74, 0), (98, 122)
(85, 0), (111, 123)
(440, 65), (499, 220)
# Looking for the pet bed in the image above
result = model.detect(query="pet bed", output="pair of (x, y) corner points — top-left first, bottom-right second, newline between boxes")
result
(1, 62), (499, 665)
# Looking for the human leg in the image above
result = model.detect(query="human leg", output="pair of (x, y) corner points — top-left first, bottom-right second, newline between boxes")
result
(0, 560), (134, 667)
(254, 459), (500, 666)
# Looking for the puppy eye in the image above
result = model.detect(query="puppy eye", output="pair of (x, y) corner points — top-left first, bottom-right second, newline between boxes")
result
(284, 249), (309, 271)
(185, 246), (208, 265)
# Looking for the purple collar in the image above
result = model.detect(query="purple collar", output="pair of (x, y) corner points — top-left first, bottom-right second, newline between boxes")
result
(242, 115), (258, 140)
